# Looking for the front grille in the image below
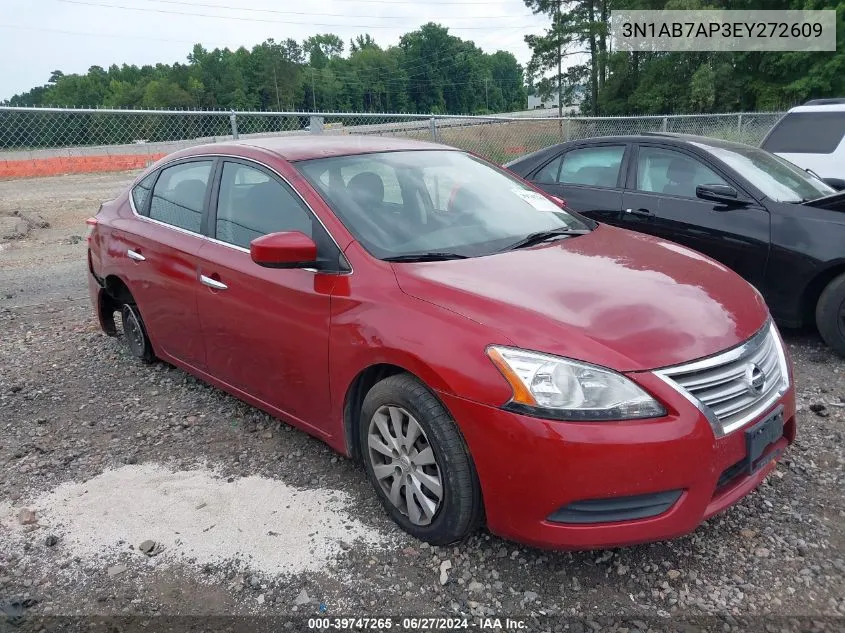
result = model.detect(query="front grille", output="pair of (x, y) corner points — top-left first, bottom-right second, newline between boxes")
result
(655, 322), (789, 436)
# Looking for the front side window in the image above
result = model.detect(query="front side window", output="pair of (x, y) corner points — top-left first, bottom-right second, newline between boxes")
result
(149, 161), (212, 232)
(697, 142), (835, 203)
(295, 150), (591, 260)
(215, 162), (314, 249)
(636, 147), (727, 199)
(131, 172), (157, 214)
(559, 146), (626, 187)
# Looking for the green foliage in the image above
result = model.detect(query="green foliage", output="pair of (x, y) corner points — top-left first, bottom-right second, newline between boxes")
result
(5, 26), (526, 115)
(525, 0), (844, 115)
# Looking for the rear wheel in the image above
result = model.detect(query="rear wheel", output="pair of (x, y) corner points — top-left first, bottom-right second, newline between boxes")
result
(120, 303), (155, 363)
(816, 271), (845, 357)
(359, 373), (483, 545)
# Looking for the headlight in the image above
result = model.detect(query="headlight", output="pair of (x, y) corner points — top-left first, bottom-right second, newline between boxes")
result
(487, 346), (666, 421)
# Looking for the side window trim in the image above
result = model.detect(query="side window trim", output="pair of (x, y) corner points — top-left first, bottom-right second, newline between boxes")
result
(631, 143), (753, 202)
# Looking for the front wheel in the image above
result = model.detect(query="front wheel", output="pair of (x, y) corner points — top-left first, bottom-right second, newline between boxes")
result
(816, 272), (845, 358)
(359, 374), (483, 545)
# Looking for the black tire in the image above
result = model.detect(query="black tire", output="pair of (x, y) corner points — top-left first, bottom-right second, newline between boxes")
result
(120, 303), (155, 363)
(816, 272), (845, 358)
(359, 373), (483, 545)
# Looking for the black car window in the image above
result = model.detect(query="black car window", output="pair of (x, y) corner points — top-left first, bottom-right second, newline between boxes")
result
(535, 155), (563, 183)
(149, 161), (212, 233)
(762, 111), (845, 154)
(131, 172), (157, 215)
(215, 162), (313, 249)
(636, 147), (727, 199)
(558, 146), (625, 187)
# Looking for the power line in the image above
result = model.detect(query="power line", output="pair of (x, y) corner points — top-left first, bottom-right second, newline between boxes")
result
(56, 0), (542, 30)
(144, 0), (525, 20)
(0, 22), (230, 46)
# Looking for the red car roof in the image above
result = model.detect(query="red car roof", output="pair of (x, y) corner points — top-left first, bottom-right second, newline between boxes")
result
(234, 134), (450, 161)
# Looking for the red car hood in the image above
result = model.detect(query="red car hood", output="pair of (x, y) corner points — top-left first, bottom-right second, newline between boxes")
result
(393, 225), (769, 371)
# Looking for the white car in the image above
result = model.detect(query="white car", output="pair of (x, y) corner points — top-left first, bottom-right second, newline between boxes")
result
(761, 99), (845, 190)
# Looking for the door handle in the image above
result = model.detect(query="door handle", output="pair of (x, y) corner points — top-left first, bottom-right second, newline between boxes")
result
(127, 249), (145, 261)
(625, 208), (653, 217)
(200, 274), (228, 291)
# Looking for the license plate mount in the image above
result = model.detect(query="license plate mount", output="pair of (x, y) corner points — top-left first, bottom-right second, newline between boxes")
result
(744, 406), (785, 475)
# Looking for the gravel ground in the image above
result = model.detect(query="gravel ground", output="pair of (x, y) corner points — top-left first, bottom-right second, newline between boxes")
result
(0, 173), (844, 632)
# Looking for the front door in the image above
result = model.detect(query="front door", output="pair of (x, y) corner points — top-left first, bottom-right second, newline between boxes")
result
(621, 144), (770, 289)
(195, 159), (338, 431)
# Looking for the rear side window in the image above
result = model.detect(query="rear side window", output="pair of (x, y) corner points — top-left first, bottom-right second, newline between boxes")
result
(557, 146), (625, 187)
(149, 161), (213, 233)
(131, 172), (156, 214)
(762, 111), (845, 154)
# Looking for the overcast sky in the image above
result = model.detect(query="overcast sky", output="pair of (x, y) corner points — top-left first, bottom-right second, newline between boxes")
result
(0, 0), (550, 100)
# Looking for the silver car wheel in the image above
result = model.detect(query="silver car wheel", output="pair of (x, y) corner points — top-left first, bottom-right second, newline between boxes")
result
(367, 404), (443, 526)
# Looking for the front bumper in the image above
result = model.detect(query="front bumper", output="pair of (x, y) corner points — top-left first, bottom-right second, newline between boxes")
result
(441, 370), (795, 550)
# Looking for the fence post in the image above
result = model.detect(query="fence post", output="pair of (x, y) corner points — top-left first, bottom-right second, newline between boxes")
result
(309, 115), (324, 135)
(229, 111), (239, 140)
(661, 116), (668, 132)
(430, 117), (437, 142)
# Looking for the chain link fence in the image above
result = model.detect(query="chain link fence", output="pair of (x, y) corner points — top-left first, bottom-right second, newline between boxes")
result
(0, 106), (785, 166)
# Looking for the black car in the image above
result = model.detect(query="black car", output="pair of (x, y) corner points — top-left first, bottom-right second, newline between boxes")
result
(505, 134), (845, 355)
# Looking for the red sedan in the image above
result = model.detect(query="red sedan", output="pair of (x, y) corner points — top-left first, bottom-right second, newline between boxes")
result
(87, 136), (795, 549)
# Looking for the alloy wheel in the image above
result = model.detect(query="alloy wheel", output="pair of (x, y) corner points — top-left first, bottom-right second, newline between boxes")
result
(366, 405), (443, 526)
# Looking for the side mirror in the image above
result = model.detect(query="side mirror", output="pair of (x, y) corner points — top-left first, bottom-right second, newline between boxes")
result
(822, 177), (845, 191)
(250, 231), (318, 269)
(696, 183), (740, 204)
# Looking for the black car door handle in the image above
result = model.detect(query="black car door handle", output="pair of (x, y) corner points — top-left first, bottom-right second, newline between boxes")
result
(625, 208), (653, 217)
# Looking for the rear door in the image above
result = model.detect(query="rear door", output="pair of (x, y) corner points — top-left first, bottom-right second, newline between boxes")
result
(120, 159), (212, 369)
(621, 143), (770, 288)
(194, 158), (340, 432)
(527, 143), (629, 224)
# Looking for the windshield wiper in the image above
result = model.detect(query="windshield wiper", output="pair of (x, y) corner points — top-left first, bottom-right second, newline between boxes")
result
(383, 252), (470, 263)
(504, 227), (591, 251)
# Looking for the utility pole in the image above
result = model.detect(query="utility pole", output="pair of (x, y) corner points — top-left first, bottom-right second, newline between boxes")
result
(557, 0), (563, 120)
(311, 67), (317, 112)
(273, 65), (281, 111)
(485, 77), (489, 111)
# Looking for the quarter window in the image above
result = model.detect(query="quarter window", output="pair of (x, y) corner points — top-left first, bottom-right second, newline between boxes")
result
(636, 147), (727, 199)
(131, 172), (157, 214)
(215, 162), (313, 249)
(149, 161), (212, 232)
(557, 146), (625, 187)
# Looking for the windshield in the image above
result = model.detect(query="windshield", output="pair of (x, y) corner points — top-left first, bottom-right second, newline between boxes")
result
(295, 150), (591, 260)
(695, 142), (835, 203)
